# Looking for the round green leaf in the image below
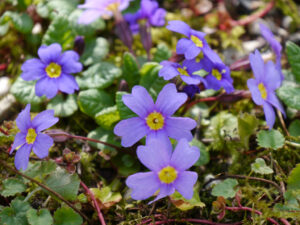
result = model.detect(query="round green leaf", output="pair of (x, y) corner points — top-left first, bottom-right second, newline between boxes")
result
(1, 178), (26, 197)
(0, 199), (31, 225)
(26, 209), (53, 225)
(251, 158), (273, 175)
(53, 207), (82, 225)
(95, 106), (120, 130)
(277, 85), (300, 110)
(47, 94), (78, 117)
(211, 178), (238, 198)
(256, 129), (285, 150)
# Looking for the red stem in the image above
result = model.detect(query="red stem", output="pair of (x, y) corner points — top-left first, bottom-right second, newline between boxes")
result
(0, 127), (9, 136)
(280, 218), (291, 225)
(147, 218), (242, 225)
(80, 181), (106, 225)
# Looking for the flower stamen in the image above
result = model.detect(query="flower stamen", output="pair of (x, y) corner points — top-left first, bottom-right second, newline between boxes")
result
(26, 128), (37, 144)
(212, 69), (222, 80)
(158, 166), (178, 184)
(46, 63), (62, 78)
(258, 83), (267, 99)
(177, 66), (189, 76)
(146, 112), (164, 130)
(190, 35), (203, 48)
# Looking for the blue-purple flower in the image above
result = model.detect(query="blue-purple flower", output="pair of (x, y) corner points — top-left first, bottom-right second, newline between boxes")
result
(114, 84), (196, 147)
(247, 50), (285, 129)
(159, 59), (206, 85)
(126, 138), (199, 203)
(166, 20), (214, 60)
(21, 43), (82, 99)
(78, 0), (132, 24)
(124, 0), (166, 34)
(10, 104), (58, 170)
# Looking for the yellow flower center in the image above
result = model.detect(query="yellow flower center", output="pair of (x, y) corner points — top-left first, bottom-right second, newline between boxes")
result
(177, 66), (189, 76)
(258, 83), (267, 99)
(212, 69), (222, 80)
(158, 166), (178, 184)
(146, 112), (164, 130)
(26, 128), (37, 144)
(106, 2), (120, 12)
(190, 35), (203, 48)
(46, 63), (61, 78)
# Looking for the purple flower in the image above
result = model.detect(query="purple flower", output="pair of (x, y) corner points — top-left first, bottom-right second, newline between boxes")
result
(159, 59), (206, 85)
(183, 85), (200, 98)
(114, 83), (196, 147)
(197, 52), (234, 93)
(166, 20), (214, 60)
(259, 23), (283, 81)
(126, 138), (199, 203)
(124, 0), (166, 34)
(247, 50), (285, 129)
(21, 43), (82, 99)
(10, 104), (59, 170)
(78, 0), (132, 24)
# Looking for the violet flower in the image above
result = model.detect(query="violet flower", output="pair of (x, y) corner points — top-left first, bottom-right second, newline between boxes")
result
(247, 50), (285, 129)
(166, 20), (214, 60)
(183, 85), (200, 98)
(78, 0), (132, 24)
(21, 43), (82, 99)
(114, 84), (196, 147)
(126, 138), (199, 203)
(159, 59), (206, 85)
(10, 104), (58, 170)
(124, 0), (166, 34)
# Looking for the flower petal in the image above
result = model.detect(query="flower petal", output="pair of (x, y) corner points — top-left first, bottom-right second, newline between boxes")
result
(249, 50), (264, 81)
(158, 61), (179, 80)
(247, 78), (264, 105)
(150, 183), (175, 204)
(267, 91), (286, 117)
(264, 61), (281, 90)
(32, 109), (58, 132)
(38, 43), (62, 64)
(59, 51), (82, 74)
(126, 172), (160, 200)
(137, 137), (172, 171)
(14, 144), (32, 171)
(21, 58), (46, 81)
(204, 74), (221, 91)
(263, 102), (275, 129)
(32, 134), (53, 158)
(166, 20), (190, 37)
(11, 132), (26, 153)
(181, 75), (201, 85)
(165, 117), (196, 141)
(35, 77), (58, 99)
(259, 23), (282, 58)
(123, 85), (155, 118)
(155, 83), (187, 116)
(174, 171), (198, 199)
(150, 8), (166, 27)
(78, 9), (103, 24)
(57, 74), (79, 94)
(114, 117), (148, 147)
(16, 104), (31, 132)
(176, 38), (200, 60)
(170, 139), (200, 171)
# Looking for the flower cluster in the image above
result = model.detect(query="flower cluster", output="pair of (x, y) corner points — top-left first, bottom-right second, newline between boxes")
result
(159, 21), (234, 94)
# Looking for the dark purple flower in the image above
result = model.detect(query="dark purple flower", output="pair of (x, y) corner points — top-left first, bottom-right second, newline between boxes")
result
(247, 50), (285, 129)
(124, 0), (166, 34)
(196, 52), (234, 93)
(21, 43), (82, 99)
(259, 23), (283, 81)
(159, 59), (206, 85)
(183, 85), (200, 98)
(114, 84), (196, 147)
(78, 0), (132, 24)
(126, 138), (199, 203)
(10, 104), (58, 170)
(166, 20), (214, 60)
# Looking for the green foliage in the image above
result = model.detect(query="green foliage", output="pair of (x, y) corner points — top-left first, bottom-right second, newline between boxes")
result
(0, 11), (33, 35)
(76, 62), (122, 90)
(122, 52), (140, 87)
(190, 138), (209, 166)
(80, 38), (109, 66)
(26, 209), (53, 225)
(256, 129), (285, 150)
(78, 89), (114, 117)
(95, 106), (120, 130)
(53, 207), (82, 225)
(46, 0), (79, 17)
(47, 94), (78, 117)
(153, 43), (172, 62)
(238, 113), (259, 149)
(116, 91), (136, 119)
(286, 41), (300, 83)
(211, 179), (238, 198)
(287, 164), (300, 190)
(0, 199), (31, 225)
(288, 120), (300, 137)
(251, 158), (273, 175)
(275, 0), (300, 25)
(1, 178), (26, 197)
(90, 186), (122, 209)
(23, 161), (57, 179)
(112, 153), (140, 176)
(277, 85), (300, 110)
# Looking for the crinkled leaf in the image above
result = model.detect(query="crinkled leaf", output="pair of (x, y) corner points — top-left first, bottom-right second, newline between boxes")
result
(0, 199), (31, 225)
(26, 209), (53, 225)
(112, 153), (140, 176)
(47, 94), (78, 117)
(23, 161), (57, 180)
(46, 0), (79, 17)
(238, 113), (259, 149)
(53, 207), (82, 225)
(211, 178), (238, 198)
(87, 127), (120, 152)
(287, 164), (300, 190)
(1, 178), (26, 197)
(90, 186), (122, 210)
(80, 38), (109, 66)
(122, 52), (140, 87)
(286, 41), (300, 83)
(277, 85), (300, 110)
(0, 11), (33, 33)
(251, 158), (273, 175)
(116, 91), (136, 120)
(256, 129), (285, 150)
(190, 138), (209, 166)
(95, 106), (120, 130)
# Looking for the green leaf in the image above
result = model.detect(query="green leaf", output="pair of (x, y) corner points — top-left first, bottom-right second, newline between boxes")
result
(0, 11), (33, 33)
(286, 41), (300, 83)
(42, 16), (75, 50)
(90, 186), (122, 209)
(1, 178), (26, 197)
(116, 92), (136, 120)
(0, 199), (31, 225)
(288, 120), (300, 137)
(78, 89), (114, 117)
(53, 207), (82, 225)
(287, 164), (300, 190)
(80, 38), (109, 66)
(112, 153), (140, 176)
(211, 178), (238, 198)
(0, 23), (10, 36)
(277, 85), (300, 110)
(139, 62), (167, 98)
(251, 158), (273, 175)
(47, 94), (78, 117)
(256, 129), (285, 150)
(153, 43), (172, 62)
(44, 167), (80, 201)
(46, 0), (79, 17)
(95, 106), (120, 130)
(76, 62), (121, 89)
(11, 77), (44, 105)
(26, 209), (53, 225)
(189, 138), (209, 166)
(23, 161), (57, 179)
(122, 52), (140, 87)
(238, 113), (259, 149)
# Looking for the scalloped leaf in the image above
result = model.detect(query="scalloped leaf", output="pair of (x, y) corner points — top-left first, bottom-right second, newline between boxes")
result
(256, 129), (285, 150)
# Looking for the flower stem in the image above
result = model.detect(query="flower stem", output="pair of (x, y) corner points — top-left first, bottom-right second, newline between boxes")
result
(144, 218), (242, 225)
